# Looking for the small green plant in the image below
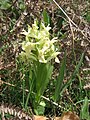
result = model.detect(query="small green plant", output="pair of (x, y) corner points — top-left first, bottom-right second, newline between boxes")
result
(0, 0), (11, 10)
(80, 97), (90, 120)
(84, 11), (90, 23)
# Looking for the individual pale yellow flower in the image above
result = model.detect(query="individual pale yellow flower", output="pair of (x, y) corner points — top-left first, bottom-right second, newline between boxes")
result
(38, 50), (47, 63)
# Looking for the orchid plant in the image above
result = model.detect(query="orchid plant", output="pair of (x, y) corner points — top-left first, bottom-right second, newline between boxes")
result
(19, 20), (60, 113)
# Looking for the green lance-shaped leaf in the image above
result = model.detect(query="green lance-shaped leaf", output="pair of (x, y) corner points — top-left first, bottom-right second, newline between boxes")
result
(60, 52), (84, 95)
(54, 52), (66, 102)
(42, 9), (51, 26)
(35, 62), (53, 103)
(80, 97), (90, 120)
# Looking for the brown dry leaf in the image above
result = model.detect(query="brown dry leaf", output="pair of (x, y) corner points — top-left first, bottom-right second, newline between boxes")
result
(34, 111), (80, 120)
(34, 115), (48, 120)
(61, 111), (80, 120)
(55, 117), (62, 120)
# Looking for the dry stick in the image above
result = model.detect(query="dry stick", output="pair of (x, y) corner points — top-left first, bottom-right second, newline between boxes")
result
(69, 19), (75, 48)
(0, 79), (63, 109)
(52, 0), (90, 43)
(0, 79), (15, 87)
(69, 19), (77, 63)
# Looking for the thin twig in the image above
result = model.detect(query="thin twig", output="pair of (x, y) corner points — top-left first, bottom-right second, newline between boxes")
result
(69, 19), (77, 63)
